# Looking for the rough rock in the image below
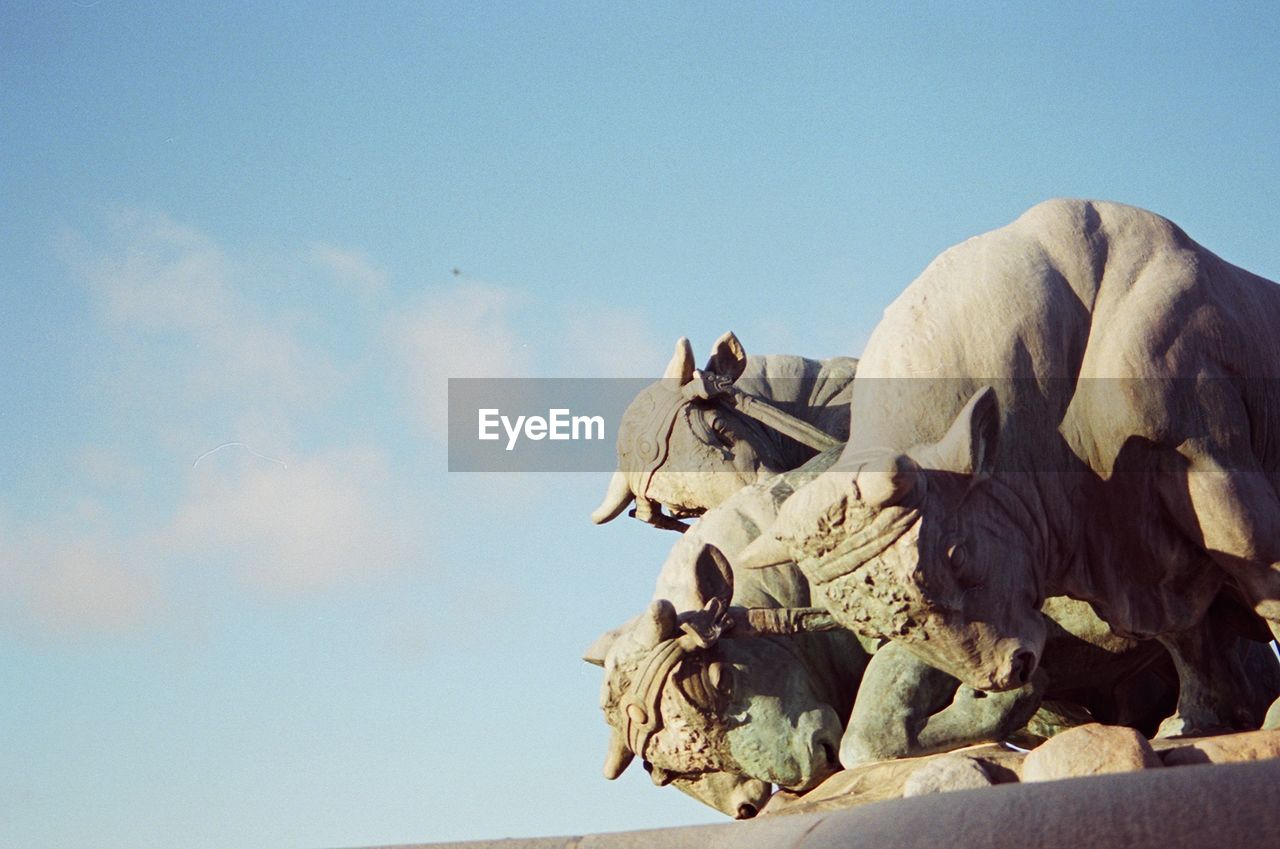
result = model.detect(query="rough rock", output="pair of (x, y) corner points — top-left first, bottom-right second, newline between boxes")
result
(761, 744), (1023, 816)
(1020, 723), (1160, 782)
(1161, 728), (1280, 767)
(901, 754), (993, 796)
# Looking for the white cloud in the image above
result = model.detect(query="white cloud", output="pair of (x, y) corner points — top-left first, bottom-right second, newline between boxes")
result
(170, 447), (421, 596)
(87, 212), (230, 331)
(309, 243), (386, 295)
(68, 208), (340, 408)
(0, 510), (162, 638)
(391, 282), (533, 437)
(2, 212), (440, 639)
(0, 442), (428, 638)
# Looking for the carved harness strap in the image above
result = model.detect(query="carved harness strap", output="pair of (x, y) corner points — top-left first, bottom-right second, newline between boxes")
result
(618, 600), (840, 761)
(680, 371), (842, 453)
(620, 369), (843, 532)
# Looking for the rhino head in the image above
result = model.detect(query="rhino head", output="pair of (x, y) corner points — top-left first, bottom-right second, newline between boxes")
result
(591, 332), (786, 530)
(775, 386), (1048, 693)
(585, 545), (843, 817)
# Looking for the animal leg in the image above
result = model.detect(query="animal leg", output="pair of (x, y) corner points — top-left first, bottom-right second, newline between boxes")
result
(1156, 444), (1280, 728)
(840, 641), (1043, 765)
(839, 641), (957, 766)
(1169, 448), (1280, 618)
(1154, 620), (1254, 737)
(915, 670), (1046, 753)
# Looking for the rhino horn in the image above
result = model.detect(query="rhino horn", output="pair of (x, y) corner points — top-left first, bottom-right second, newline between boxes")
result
(603, 728), (635, 779)
(591, 470), (635, 524)
(663, 337), (696, 384)
(855, 453), (920, 509)
(738, 533), (792, 571)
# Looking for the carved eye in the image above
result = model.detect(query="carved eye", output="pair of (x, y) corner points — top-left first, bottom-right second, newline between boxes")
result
(709, 416), (734, 449)
(691, 407), (734, 452)
(708, 661), (733, 699)
(947, 540), (982, 590)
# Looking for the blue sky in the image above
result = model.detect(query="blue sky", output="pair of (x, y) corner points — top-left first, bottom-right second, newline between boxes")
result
(4, 3), (1280, 847)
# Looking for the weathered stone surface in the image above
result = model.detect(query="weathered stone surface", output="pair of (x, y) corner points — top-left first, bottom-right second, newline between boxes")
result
(1020, 723), (1160, 782)
(770, 199), (1280, 731)
(761, 744), (1022, 816)
(396, 758), (1280, 849)
(901, 753), (993, 796)
(1161, 728), (1280, 767)
(589, 332), (855, 530)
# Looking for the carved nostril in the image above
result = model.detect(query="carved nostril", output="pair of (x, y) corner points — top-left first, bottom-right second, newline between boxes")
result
(736, 803), (758, 820)
(1009, 650), (1036, 688)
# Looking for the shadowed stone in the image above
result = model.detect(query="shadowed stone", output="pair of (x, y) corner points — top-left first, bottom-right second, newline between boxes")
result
(1161, 728), (1280, 767)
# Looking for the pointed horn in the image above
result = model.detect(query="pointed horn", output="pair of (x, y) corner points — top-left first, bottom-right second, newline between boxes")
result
(591, 470), (635, 524)
(663, 337), (696, 384)
(603, 729), (635, 779)
(738, 533), (793, 570)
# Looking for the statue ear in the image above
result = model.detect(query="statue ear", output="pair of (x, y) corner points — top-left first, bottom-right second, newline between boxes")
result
(704, 331), (747, 383)
(692, 544), (734, 607)
(664, 337), (696, 385)
(929, 386), (1000, 475)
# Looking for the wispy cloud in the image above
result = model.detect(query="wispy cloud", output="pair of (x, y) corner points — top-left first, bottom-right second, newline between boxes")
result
(4, 212), (438, 639)
(309, 243), (387, 295)
(20, 211), (667, 639)
(171, 446), (420, 595)
(0, 508), (162, 638)
(67, 208), (341, 409)
(391, 282), (533, 438)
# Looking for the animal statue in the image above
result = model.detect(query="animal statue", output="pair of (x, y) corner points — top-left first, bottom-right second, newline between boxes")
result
(587, 448), (1261, 817)
(586, 451), (865, 819)
(769, 198), (1280, 734)
(590, 332), (856, 531)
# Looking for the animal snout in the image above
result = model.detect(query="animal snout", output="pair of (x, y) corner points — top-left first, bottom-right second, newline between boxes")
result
(790, 721), (842, 792)
(735, 802), (758, 820)
(1005, 649), (1038, 689)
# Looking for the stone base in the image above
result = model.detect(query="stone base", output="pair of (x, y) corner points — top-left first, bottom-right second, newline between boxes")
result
(763, 726), (1280, 816)
(377, 740), (1280, 849)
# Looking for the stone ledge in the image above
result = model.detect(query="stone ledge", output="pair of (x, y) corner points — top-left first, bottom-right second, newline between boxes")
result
(368, 757), (1280, 849)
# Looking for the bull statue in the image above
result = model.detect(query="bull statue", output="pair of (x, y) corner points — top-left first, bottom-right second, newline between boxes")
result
(590, 332), (856, 531)
(585, 451), (863, 818)
(770, 198), (1280, 734)
(587, 446), (1266, 817)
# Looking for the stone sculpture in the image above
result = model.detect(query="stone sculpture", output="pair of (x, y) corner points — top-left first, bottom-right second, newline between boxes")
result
(586, 451), (864, 818)
(590, 333), (855, 531)
(585, 200), (1280, 821)
(587, 447), (1275, 816)
(769, 198), (1280, 732)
